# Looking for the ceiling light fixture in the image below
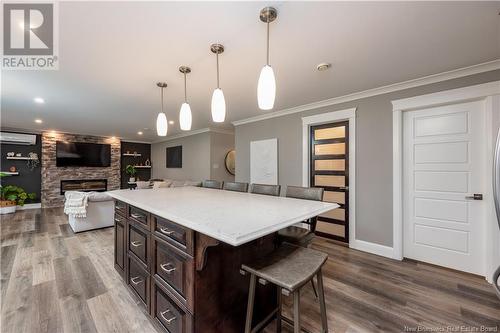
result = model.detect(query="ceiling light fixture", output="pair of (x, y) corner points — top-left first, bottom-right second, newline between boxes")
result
(257, 7), (277, 111)
(179, 66), (192, 131)
(34, 97), (45, 104)
(169, 120), (175, 125)
(137, 131), (143, 135)
(317, 63), (332, 71)
(156, 82), (168, 136)
(210, 44), (226, 123)
(34, 119), (42, 124)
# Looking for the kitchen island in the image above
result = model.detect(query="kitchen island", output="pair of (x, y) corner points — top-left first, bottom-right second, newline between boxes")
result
(107, 186), (337, 333)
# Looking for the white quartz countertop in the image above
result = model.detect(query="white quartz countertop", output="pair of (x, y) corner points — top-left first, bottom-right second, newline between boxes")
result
(107, 187), (338, 246)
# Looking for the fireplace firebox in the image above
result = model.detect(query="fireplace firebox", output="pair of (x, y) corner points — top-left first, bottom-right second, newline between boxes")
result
(60, 179), (107, 195)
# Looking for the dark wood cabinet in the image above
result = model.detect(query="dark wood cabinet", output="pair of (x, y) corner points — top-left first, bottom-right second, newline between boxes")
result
(114, 213), (126, 278)
(113, 199), (276, 333)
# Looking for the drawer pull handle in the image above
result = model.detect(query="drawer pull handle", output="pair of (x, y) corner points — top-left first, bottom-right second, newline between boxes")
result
(130, 276), (143, 285)
(160, 309), (177, 324)
(160, 263), (176, 274)
(114, 218), (122, 223)
(131, 213), (144, 219)
(160, 228), (174, 236)
(131, 241), (142, 247)
(116, 205), (123, 210)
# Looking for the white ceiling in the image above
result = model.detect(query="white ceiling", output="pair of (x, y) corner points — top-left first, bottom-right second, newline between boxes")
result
(2, 1), (499, 142)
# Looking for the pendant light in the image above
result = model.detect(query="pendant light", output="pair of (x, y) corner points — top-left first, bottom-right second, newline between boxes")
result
(210, 43), (226, 123)
(156, 82), (168, 136)
(257, 7), (277, 110)
(179, 66), (192, 131)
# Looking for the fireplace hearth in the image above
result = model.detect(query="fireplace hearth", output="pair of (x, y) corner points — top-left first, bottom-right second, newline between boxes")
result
(60, 179), (108, 195)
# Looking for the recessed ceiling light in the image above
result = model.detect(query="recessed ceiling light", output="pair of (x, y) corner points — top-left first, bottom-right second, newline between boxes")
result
(34, 97), (45, 104)
(34, 119), (43, 124)
(137, 131), (143, 135)
(316, 63), (332, 71)
(168, 120), (175, 125)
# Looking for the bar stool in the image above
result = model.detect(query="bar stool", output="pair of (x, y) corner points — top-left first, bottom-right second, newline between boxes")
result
(202, 180), (223, 189)
(241, 243), (328, 333)
(223, 181), (249, 192)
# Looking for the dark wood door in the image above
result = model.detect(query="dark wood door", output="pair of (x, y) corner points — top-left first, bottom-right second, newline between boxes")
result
(114, 215), (126, 277)
(310, 121), (349, 243)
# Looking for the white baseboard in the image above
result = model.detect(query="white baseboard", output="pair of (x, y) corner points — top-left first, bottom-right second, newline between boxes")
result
(16, 203), (42, 210)
(350, 239), (397, 260)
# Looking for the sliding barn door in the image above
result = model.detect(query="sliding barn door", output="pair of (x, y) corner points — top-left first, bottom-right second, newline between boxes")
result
(310, 122), (349, 243)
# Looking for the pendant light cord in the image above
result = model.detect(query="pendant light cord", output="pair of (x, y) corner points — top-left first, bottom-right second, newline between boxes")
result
(184, 73), (187, 102)
(216, 53), (220, 89)
(160, 87), (164, 113)
(266, 20), (270, 66)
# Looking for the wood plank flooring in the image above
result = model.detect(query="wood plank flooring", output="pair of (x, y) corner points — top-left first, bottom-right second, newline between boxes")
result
(1, 208), (499, 333)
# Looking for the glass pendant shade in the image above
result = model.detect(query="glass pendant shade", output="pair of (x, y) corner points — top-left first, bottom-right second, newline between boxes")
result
(179, 103), (192, 131)
(257, 65), (276, 110)
(211, 88), (226, 123)
(156, 112), (168, 136)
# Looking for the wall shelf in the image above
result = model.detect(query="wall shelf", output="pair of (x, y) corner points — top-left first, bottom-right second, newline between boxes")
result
(6, 156), (38, 160)
(1, 171), (19, 176)
(134, 165), (151, 169)
(123, 153), (142, 157)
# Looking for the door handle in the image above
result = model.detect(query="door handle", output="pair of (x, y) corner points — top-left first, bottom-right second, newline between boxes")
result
(160, 263), (176, 274)
(130, 276), (143, 285)
(131, 241), (142, 247)
(160, 309), (177, 324)
(465, 194), (483, 200)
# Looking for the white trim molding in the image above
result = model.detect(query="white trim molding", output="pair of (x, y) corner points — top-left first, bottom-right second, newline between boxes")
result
(16, 203), (41, 210)
(349, 239), (395, 259)
(153, 127), (234, 144)
(391, 81), (500, 280)
(302, 108), (358, 250)
(233, 60), (500, 126)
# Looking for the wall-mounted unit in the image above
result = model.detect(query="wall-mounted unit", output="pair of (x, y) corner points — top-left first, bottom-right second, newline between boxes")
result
(0, 132), (37, 145)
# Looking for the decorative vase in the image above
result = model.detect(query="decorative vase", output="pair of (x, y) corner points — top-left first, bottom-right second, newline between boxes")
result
(129, 177), (136, 183)
(145, 159), (151, 166)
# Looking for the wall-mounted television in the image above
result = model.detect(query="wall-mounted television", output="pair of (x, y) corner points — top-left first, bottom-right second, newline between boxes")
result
(56, 141), (111, 167)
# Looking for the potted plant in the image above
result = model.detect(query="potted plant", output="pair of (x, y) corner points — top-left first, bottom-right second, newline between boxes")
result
(125, 165), (137, 183)
(0, 184), (36, 214)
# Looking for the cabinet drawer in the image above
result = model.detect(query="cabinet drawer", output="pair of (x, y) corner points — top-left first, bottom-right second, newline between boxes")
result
(128, 222), (150, 268)
(129, 205), (150, 228)
(153, 237), (194, 312)
(115, 200), (127, 217)
(153, 215), (194, 255)
(128, 256), (150, 309)
(152, 281), (193, 333)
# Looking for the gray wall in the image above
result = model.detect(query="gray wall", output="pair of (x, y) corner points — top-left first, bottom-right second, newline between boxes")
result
(151, 131), (235, 182)
(235, 70), (500, 247)
(152, 132), (211, 181)
(210, 132), (235, 182)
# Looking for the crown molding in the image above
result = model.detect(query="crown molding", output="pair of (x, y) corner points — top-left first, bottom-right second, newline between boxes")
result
(232, 59), (500, 126)
(152, 127), (234, 144)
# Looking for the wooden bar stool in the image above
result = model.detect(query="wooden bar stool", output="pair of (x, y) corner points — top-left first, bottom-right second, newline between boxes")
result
(241, 243), (329, 333)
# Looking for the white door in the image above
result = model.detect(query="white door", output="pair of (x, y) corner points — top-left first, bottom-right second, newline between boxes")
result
(403, 100), (487, 275)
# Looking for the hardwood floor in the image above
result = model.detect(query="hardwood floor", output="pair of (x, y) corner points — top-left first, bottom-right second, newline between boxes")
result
(1, 208), (499, 333)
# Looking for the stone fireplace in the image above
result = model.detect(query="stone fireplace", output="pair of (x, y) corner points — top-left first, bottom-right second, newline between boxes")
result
(41, 132), (120, 207)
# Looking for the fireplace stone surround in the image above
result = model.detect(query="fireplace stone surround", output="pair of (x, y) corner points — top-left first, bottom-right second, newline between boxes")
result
(41, 132), (120, 208)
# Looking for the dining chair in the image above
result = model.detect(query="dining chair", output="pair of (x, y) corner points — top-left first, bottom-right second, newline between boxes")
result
(222, 181), (249, 193)
(249, 183), (281, 197)
(202, 180), (223, 189)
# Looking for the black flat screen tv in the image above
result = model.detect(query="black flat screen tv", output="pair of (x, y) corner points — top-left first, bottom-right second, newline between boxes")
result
(56, 141), (111, 167)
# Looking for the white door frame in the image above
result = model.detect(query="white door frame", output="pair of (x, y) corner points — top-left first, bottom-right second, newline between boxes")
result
(392, 81), (500, 281)
(302, 107), (356, 245)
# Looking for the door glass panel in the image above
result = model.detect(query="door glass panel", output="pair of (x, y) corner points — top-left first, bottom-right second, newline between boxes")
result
(314, 175), (345, 187)
(316, 221), (344, 237)
(314, 126), (345, 140)
(323, 191), (344, 204)
(315, 159), (345, 171)
(320, 208), (345, 221)
(314, 143), (345, 155)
